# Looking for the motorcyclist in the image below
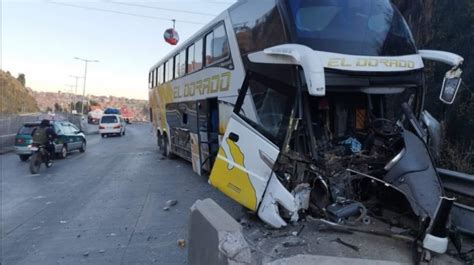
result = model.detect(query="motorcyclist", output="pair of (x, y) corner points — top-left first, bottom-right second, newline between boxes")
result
(32, 119), (58, 167)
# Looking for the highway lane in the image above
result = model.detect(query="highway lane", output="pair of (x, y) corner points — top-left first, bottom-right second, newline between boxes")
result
(1, 123), (240, 265)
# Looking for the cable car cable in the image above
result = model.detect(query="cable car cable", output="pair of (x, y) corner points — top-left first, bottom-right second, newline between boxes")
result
(47, 1), (206, 25)
(105, 1), (217, 17)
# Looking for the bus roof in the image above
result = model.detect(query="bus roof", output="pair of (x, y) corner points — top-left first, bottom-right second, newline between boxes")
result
(149, 2), (240, 72)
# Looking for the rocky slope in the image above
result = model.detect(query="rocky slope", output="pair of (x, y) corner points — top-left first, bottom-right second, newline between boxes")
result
(0, 70), (39, 115)
(394, 0), (474, 173)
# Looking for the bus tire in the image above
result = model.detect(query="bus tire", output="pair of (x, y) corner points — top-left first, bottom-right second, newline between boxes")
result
(157, 132), (163, 150)
(163, 134), (176, 159)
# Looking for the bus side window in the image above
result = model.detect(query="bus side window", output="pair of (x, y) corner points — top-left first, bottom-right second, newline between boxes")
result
(174, 54), (181, 79)
(179, 51), (186, 77)
(213, 25), (229, 62)
(151, 70), (155, 88)
(194, 38), (203, 71)
(187, 44), (195, 73)
(205, 31), (214, 65)
(158, 65), (163, 84)
(169, 58), (174, 80)
(204, 24), (230, 66)
(164, 61), (169, 83)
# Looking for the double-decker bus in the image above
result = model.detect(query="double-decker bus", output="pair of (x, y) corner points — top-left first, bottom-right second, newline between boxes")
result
(149, 0), (464, 256)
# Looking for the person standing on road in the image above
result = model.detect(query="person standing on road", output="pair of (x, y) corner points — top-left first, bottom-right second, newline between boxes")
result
(32, 119), (58, 167)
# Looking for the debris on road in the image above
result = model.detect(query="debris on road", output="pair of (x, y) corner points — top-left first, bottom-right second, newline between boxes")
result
(332, 238), (360, 252)
(83, 252), (89, 257)
(99, 249), (106, 254)
(292, 225), (305, 236)
(163, 199), (178, 211)
(60, 220), (67, 224)
(282, 238), (307, 248)
(177, 239), (186, 248)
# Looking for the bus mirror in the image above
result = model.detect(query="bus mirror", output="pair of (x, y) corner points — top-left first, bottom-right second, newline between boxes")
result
(248, 44), (326, 96)
(418, 50), (464, 105)
(440, 68), (462, 104)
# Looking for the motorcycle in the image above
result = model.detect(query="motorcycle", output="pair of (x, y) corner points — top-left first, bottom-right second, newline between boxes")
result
(29, 143), (52, 174)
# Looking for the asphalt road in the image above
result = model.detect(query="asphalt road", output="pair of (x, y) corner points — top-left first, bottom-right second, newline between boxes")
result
(1, 123), (241, 265)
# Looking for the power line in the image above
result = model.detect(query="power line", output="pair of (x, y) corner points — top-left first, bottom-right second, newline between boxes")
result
(105, 1), (217, 17)
(202, 0), (236, 4)
(47, 1), (207, 25)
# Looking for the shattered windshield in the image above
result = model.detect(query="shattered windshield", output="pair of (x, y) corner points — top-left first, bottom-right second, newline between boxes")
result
(285, 0), (417, 56)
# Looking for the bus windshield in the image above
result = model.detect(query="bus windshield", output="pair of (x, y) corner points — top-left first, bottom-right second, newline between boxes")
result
(285, 0), (417, 56)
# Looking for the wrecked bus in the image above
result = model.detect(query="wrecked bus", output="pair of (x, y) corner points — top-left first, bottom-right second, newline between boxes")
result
(148, 0), (465, 260)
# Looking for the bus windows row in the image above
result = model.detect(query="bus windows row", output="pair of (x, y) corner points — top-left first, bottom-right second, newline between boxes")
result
(149, 23), (231, 88)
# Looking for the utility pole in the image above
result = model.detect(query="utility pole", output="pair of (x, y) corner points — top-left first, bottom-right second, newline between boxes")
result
(74, 57), (99, 115)
(69, 75), (83, 111)
(65, 84), (76, 112)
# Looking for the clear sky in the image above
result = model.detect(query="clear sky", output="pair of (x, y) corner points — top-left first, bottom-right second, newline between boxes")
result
(2, 0), (237, 100)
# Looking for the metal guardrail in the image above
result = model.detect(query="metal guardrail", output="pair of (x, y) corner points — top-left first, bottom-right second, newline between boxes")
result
(437, 168), (474, 236)
(437, 168), (474, 198)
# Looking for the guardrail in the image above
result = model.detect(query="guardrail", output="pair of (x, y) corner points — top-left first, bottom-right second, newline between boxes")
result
(437, 168), (474, 198)
(437, 168), (474, 236)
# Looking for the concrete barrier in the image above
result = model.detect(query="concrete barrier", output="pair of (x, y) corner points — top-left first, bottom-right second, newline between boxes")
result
(266, 255), (409, 265)
(0, 134), (16, 153)
(0, 114), (39, 153)
(188, 198), (253, 265)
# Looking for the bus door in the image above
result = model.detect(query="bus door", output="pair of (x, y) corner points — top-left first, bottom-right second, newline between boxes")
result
(194, 98), (219, 175)
(209, 72), (296, 211)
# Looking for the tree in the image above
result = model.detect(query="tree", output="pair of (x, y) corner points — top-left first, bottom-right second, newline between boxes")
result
(75, 101), (90, 114)
(75, 101), (82, 112)
(54, 102), (63, 113)
(89, 99), (99, 106)
(17, 73), (26, 87)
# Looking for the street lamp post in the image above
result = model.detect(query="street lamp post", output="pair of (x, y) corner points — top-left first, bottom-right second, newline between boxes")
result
(74, 57), (99, 115)
(65, 84), (76, 111)
(69, 75), (82, 111)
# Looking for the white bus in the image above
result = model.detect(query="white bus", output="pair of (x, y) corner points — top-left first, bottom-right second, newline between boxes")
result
(149, 0), (464, 255)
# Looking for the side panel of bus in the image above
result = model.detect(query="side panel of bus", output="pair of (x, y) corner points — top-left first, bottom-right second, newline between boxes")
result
(149, 14), (246, 175)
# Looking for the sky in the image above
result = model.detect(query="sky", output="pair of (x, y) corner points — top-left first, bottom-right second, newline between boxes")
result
(2, 0), (237, 100)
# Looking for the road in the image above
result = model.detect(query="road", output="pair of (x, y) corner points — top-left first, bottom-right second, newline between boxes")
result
(1, 123), (241, 265)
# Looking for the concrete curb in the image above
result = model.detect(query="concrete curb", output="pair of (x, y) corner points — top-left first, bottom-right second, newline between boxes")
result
(265, 254), (410, 265)
(0, 147), (14, 154)
(188, 198), (253, 265)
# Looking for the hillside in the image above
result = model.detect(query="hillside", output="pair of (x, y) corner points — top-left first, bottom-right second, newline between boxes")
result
(33, 91), (149, 122)
(0, 70), (39, 115)
(394, 0), (474, 173)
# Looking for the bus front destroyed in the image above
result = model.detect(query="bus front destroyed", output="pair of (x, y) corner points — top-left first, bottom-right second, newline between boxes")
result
(261, 87), (457, 257)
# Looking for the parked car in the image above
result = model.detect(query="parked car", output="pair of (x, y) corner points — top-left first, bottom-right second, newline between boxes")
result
(14, 122), (41, 161)
(99, 114), (126, 137)
(14, 121), (86, 161)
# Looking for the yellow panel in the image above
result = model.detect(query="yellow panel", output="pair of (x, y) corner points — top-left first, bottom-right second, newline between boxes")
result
(209, 138), (257, 211)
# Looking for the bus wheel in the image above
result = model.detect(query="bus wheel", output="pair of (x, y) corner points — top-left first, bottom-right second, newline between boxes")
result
(163, 135), (175, 159)
(157, 132), (163, 150)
